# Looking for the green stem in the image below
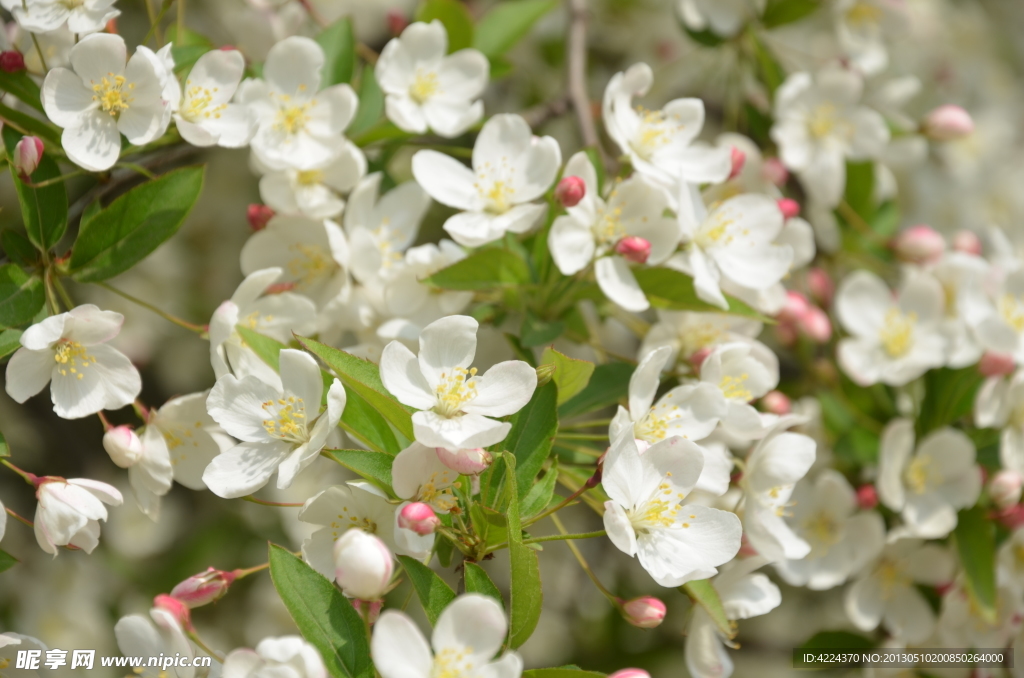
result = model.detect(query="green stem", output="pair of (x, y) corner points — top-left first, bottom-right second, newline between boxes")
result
(29, 32), (48, 72)
(1, 458), (38, 486)
(232, 561), (270, 579)
(5, 507), (34, 528)
(51, 274), (74, 310)
(241, 496), (304, 507)
(523, 481), (591, 527)
(24, 170), (88, 188)
(186, 630), (223, 663)
(559, 418), (613, 430)
(556, 433), (608, 441)
(485, 529), (606, 555)
(95, 282), (206, 334)
(176, 0), (185, 38)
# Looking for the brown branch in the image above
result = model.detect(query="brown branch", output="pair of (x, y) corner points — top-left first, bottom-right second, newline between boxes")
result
(566, 0), (602, 155)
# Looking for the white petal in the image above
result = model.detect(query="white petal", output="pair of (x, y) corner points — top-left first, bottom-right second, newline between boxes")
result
(432, 594), (506, 662)
(380, 341), (436, 410)
(603, 500), (638, 557)
(411, 150), (479, 211)
(418, 315), (478, 389)
(596, 256), (649, 312)
(372, 611), (432, 678)
(61, 111), (122, 171)
(465, 361), (537, 417)
(201, 441), (291, 498)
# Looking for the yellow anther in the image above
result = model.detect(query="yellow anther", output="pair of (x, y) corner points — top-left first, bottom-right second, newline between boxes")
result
(719, 373), (752, 401)
(879, 307), (917, 358)
(410, 69), (441, 103)
(92, 72), (133, 116)
(434, 367), (479, 417)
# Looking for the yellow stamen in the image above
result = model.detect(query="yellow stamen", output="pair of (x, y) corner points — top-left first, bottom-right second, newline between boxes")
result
(91, 73), (133, 117)
(879, 307), (917, 358)
(434, 367), (478, 418)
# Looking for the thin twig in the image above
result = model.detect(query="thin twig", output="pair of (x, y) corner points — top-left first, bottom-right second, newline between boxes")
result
(96, 282), (206, 334)
(566, 0), (602, 156)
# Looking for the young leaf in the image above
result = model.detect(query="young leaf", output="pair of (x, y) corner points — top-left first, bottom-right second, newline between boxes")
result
(521, 313), (564, 348)
(632, 267), (769, 321)
(0, 330), (22, 361)
(473, 0), (558, 59)
(681, 579), (735, 640)
(0, 265), (45, 329)
(0, 70), (44, 113)
(520, 460), (559, 519)
(539, 348), (594, 405)
(417, 0), (475, 52)
(69, 167), (205, 282)
(503, 381), (558, 499)
(316, 17), (356, 86)
(424, 248), (531, 291)
(324, 449), (395, 492)
(340, 389), (403, 455)
(0, 429), (9, 457)
(1, 229), (39, 267)
(761, 0), (821, 28)
(268, 544), (374, 678)
(165, 25), (216, 74)
(464, 562), (504, 608)
(844, 161), (875, 221)
(397, 555), (456, 626)
(348, 66), (384, 136)
(557, 362), (633, 419)
(0, 548), (17, 573)
(954, 506), (996, 624)
(503, 454), (543, 648)
(2, 127), (68, 252)
(236, 325), (286, 369)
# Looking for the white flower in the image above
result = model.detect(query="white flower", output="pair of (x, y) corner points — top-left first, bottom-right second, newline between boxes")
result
(34, 477), (122, 555)
(384, 240), (473, 319)
(0, 633), (47, 676)
(204, 349), (346, 498)
(671, 190), (792, 310)
(677, 0), (764, 37)
(602, 63), (730, 198)
(380, 315), (537, 449)
(334, 528), (394, 600)
(972, 267), (1024, 363)
(174, 48), (255, 148)
(975, 370), (1024, 476)
(684, 557), (781, 678)
(258, 142), (367, 218)
(10, 0), (119, 36)
(834, 0), (907, 77)
(639, 310), (763, 368)
(549, 152), (680, 312)
(835, 270), (947, 386)
(41, 33), (170, 171)
(770, 66), (890, 207)
(845, 539), (954, 643)
(376, 20), (489, 138)
(372, 594), (522, 678)
(411, 114), (561, 247)
(239, 36), (358, 170)
(5, 304), (142, 419)
(699, 342), (779, 441)
(209, 267), (317, 385)
(114, 607), (198, 678)
(602, 430), (742, 587)
(344, 173), (431, 284)
(222, 636), (327, 678)
(773, 471), (886, 590)
(937, 575), (1024, 651)
(877, 419), (981, 539)
(392, 442), (459, 512)
(928, 253), (990, 368)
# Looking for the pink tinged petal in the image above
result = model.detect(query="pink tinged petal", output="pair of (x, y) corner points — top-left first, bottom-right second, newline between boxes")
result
(70, 33), (127, 88)
(432, 594), (507, 662)
(411, 150), (479, 211)
(417, 315), (478, 388)
(603, 501), (638, 557)
(372, 611), (433, 678)
(61, 111), (121, 171)
(42, 68), (97, 128)
(201, 441), (291, 498)
(67, 478), (123, 506)
(33, 507), (59, 556)
(264, 36), (325, 97)
(412, 411), (510, 449)
(465, 361), (537, 417)
(69, 520), (101, 553)
(5, 348), (55, 404)
(380, 341), (436, 410)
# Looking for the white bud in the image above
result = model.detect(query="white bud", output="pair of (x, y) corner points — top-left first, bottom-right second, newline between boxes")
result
(435, 447), (492, 475)
(333, 529), (394, 600)
(103, 426), (143, 468)
(923, 105), (974, 141)
(990, 470), (1023, 510)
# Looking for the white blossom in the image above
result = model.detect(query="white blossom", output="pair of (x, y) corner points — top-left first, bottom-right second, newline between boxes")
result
(34, 477), (123, 555)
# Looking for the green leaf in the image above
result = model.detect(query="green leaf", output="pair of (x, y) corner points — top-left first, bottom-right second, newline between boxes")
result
(324, 449), (394, 492)
(871, 201), (900, 237)
(0, 330), (23, 361)
(417, 0), (474, 52)
(473, 0), (558, 58)
(523, 670), (606, 678)
(340, 388), (402, 455)
(557, 362), (633, 419)
(424, 248), (531, 291)
(316, 17), (356, 86)
(798, 630), (874, 650)
(0, 429), (9, 458)
(69, 167), (205, 282)
(502, 381), (558, 499)
(916, 367), (982, 437)
(0, 70), (44, 113)
(348, 66), (384, 136)
(632, 267), (769, 321)
(503, 454), (543, 648)
(296, 336), (415, 441)
(464, 562), (504, 607)
(844, 161), (875, 221)
(0, 265), (44, 329)
(521, 313), (564, 348)
(0, 548), (18, 573)
(683, 26), (725, 47)
(520, 460), (559, 518)
(953, 506), (996, 625)
(1, 229), (39, 267)
(0, 102), (60, 145)
(166, 25), (215, 74)
(236, 325), (286, 369)
(397, 555), (456, 626)
(751, 32), (785, 96)
(539, 348), (594, 405)
(2, 127), (68, 252)
(761, 0), (821, 28)
(268, 544), (373, 678)
(682, 579), (734, 640)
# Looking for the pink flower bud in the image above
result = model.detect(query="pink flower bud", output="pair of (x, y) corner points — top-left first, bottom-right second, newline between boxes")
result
(952, 230), (982, 255)
(102, 426), (143, 468)
(979, 352), (1016, 377)
(622, 596), (666, 629)
(170, 567), (238, 608)
(352, 598), (383, 624)
(555, 175), (586, 208)
(436, 447), (492, 475)
(386, 10), (409, 36)
(398, 502), (441, 536)
(153, 594), (192, 629)
(996, 504), (1024, 530)
(856, 484), (878, 510)
(728, 146), (746, 180)
(777, 198), (800, 219)
(615, 236), (651, 264)
(247, 204), (275, 231)
(798, 306), (833, 343)
(13, 136), (43, 180)
(762, 157), (788, 186)
(689, 347), (712, 370)
(990, 470), (1023, 509)
(334, 529), (394, 601)
(893, 225), (945, 265)
(0, 51), (25, 74)
(609, 670), (651, 678)
(778, 290), (810, 324)
(807, 267), (834, 306)
(761, 390), (791, 415)
(923, 105), (974, 141)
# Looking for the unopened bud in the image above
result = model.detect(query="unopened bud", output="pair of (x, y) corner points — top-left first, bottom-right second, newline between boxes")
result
(609, 670), (651, 678)
(153, 594), (192, 629)
(777, 198), (800, 219)
(0, 51), (25, 74)
(386, 10), (409, 36)
(398, 502), (441, 536)
(333, 529), (394, 601)
(621, 596), (666, 628)
(13, 136), (43, 180)
(990, 470), (1023, 509)
(689, 347), (712, 371)
(923, 105), (974, 141)
(555, 175), (586, 208)
(247, 204), (275, 231)
(952, 230), (982, 255)
(170, 567), (238, 608)
(728, 146), (746, 180)
(979, 352), (1016, 378)
(353, 598), (383, 624)
(761, 390), (791, 415)
(778, 290), (810, 324)
(615, 236), (651, 264)
(893, 225), (945, 265)
(856, 484), (878, 510)
(762, 157), (788, 186)
(103, 426), (143, 468)
(536, 363), (557, 386)
(798, 306), (832, 343)
(807, 267), (834, 306)
(436, 447), (492, 475)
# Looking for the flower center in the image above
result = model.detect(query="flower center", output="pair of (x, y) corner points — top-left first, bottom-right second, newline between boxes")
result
(434, 367), (478, 418)
(904, 456), (932, 494)
(275, 98), (313, 135)
(417, 470), (459, 512)
(53, 340), (96, 380)
(695, 216), (742, 250)
(803, 512), (841, 554)
(1000, 294), (1024, 333)
(876, 559), (909, 600)
(181, 83), (226, 122)
(634, 412), (669, 442)
(628, 479), (687, 533)
(62, 0), (85, 9)
(631, 107), (681, 160)
(719, 373), (752, 401)
(410, 69), (440, 104)
(328, 507), (378, 539)
(92, 73), (133, 117)
(261, 395), (308, 443)
(430, 647), (475, 678)
(595, 204), (625, 246)
(296, 169), (324, 186)
(287, 243), (337, 288)
(807, 103), (849, 140)
(846, 2), (883, 27)
(878, 308), (917, 358)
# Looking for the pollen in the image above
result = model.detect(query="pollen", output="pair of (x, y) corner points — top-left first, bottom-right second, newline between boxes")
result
(719, 373), (753, 401)
(92, 73), (133, 117)
(904, 455), (932, 494)
(878, 307), (917, 358)
(261, 395), (308, 443)
(275, 101), (313, 134)
(181, 83), (227, 122)
(631, 107), (682, 160)
(999, 294), (1024, 333)
(410, 69), (441, 103)
(434, 367), (479, 418)
(53, 340), (97, 380)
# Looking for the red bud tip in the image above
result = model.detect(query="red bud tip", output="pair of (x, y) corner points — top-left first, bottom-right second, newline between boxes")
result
(762, 157), (789, 186)
(555, 175), (586, 208)
(247, 204), (275, 231)
(856, 484), (878, 510)
(398, 502), (441, 536)
(798, 306), (832, 343)
(728, 146), (746, 180)
(13, 136), (44, 181)
(689, 347), (712, 371)
(0, 51), (25, 74)
(777, 198), (800, 219)
(778, 290), (810, 324)
(264, 281), (297, 295)
(952, 230), (982, 255)
(893, 225), (945, 265)
(923, 105), (974, 141)
(386, 10), (410, 36)
(979, 352), (1016, 378)
(615, 236), (651, 264)
(153, 594), (192, 628)
(170, 567), (237, 608)
(609, 670), (651, 678)
(622, 596), (667, 629)
(761, 390), (791, 415)
(807, 267), (834, 306)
